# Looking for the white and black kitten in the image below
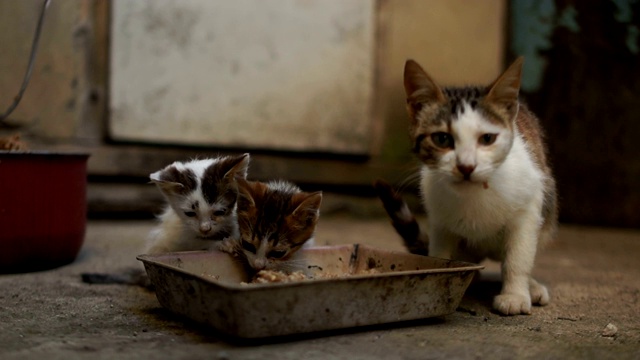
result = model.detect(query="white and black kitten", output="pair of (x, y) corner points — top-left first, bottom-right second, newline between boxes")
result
(145, 153), (250, 254)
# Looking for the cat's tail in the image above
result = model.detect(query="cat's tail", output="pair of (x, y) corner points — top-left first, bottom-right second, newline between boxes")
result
(81, 267), (152, 290)
(373, 179), (429, 256)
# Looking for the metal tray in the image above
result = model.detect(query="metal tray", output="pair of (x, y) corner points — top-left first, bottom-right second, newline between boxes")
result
(137, 244), (483, 338)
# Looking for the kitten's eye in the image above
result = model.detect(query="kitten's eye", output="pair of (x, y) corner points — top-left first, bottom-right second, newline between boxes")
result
(242, 240), (257, 254)
(267, 250), (287, 259)
(479, 133), (498, 146)
(430, 132), (454, 149)
(184, 211), (197, 217)
(213, 209), (226, 217)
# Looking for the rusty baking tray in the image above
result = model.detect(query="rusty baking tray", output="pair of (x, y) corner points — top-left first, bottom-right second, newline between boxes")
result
(137, 244), (483, 338)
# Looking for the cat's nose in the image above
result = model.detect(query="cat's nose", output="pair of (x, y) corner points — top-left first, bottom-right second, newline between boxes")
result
(457, 164), (476, 180)
(199, 222), (212, 234)
(253, 259), (267, 271)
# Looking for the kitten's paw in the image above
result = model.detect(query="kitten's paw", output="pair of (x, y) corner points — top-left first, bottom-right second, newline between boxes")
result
(493, 293), (532, 315)
(215, 238), (236, 254)
(530, 279), (550, 306)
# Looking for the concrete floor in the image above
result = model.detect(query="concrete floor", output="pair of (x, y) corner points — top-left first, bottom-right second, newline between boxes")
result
(1, 215), (639, 359)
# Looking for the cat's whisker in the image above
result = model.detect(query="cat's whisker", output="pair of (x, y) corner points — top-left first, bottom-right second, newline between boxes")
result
(277, 259), (308, 273)
(281, 258), (307, 266)
(397, 172), (421, 194)
(390, 164), (420, 191)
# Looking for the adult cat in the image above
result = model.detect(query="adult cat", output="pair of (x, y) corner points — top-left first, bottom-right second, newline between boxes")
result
(377, 57), (558, 315)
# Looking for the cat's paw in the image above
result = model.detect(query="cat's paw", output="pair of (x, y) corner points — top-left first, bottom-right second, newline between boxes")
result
(215, 238), (236, 254)
(530, 279), (550, 306)
(493, 293), (532, 315)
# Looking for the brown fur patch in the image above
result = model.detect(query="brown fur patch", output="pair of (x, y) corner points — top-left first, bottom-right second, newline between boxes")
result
(201, 154), (248, 205)
(475, 100), (515, 130)
(410, 105), (453, 167)
(515, 104), (550, 174)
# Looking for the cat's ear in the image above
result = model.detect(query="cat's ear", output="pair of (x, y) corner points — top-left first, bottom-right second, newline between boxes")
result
(236, 179), (255, 208)
(404, 59), (445, 117)
(291, 191), (323, 224)
(223, 153), (250, 180)
(237, 179), (267, 211)
(486, 56), (523, 111)
(149, 166), (195, 195)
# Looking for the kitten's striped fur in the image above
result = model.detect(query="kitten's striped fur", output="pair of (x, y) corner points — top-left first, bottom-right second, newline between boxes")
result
(379, 57), (558, 315)
(221, 179), (322, 272)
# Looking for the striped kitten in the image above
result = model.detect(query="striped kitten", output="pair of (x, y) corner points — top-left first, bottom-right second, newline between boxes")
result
(378, 57), (558, 315)
(145, 154), (250, 254)
(220, 179), (322, 272)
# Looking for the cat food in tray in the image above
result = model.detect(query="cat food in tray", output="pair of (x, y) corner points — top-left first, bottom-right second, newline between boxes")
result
(137, 244), (482, 338)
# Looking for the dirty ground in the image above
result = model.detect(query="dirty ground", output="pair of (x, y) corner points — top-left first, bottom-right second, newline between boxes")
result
(1, 215), (639, 359)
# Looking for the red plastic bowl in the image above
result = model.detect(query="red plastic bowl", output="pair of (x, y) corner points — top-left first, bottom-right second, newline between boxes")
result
(0, 151), (89, 272)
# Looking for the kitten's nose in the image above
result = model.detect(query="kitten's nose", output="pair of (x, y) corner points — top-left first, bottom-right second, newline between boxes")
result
(253, 259), (267, 271)
(457, 164), (476, 180)
(199, 222), (212, 234)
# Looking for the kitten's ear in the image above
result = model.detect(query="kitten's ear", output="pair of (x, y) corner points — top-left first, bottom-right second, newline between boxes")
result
(486, 56), (523, 107)
(291, 191), (323, 223)
(149, 167), (191, 195)
(404, 59), (445, 117)
(236, 179), (255, 208)
(223, 153), (250, 180)
(237, 179), (266, 210)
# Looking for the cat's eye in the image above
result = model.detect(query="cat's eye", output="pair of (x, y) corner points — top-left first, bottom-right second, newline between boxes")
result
(430, 132), (454, 149)
(213, 209), (226, 217)
(267, 250), (287, 259)
(242, 240), (257, 254)
(184, 211), (196, 217)
(479, 133), (498, 146)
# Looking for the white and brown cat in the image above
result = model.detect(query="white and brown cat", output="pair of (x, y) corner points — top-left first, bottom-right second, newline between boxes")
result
(145, 153), (250, 254)
(376, 57), (558, 315)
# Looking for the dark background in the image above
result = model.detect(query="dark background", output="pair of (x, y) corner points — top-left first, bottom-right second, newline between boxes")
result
(515, 0), (640, 227)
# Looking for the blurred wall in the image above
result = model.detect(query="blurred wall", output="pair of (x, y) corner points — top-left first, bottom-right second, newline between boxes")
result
(1, 0), (505, 156)
(109, 0), (375, 154)
(0, 0), (107, 143)
(27, 1), (640, 228)
(4, 1), (636, 228)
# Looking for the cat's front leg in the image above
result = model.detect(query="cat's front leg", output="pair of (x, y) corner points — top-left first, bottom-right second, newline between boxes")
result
(493, 208), (542, 315)
(529, 278), (550, 306)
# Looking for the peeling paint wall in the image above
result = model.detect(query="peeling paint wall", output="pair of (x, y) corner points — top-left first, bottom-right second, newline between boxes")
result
(110, 0), (375, 154)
